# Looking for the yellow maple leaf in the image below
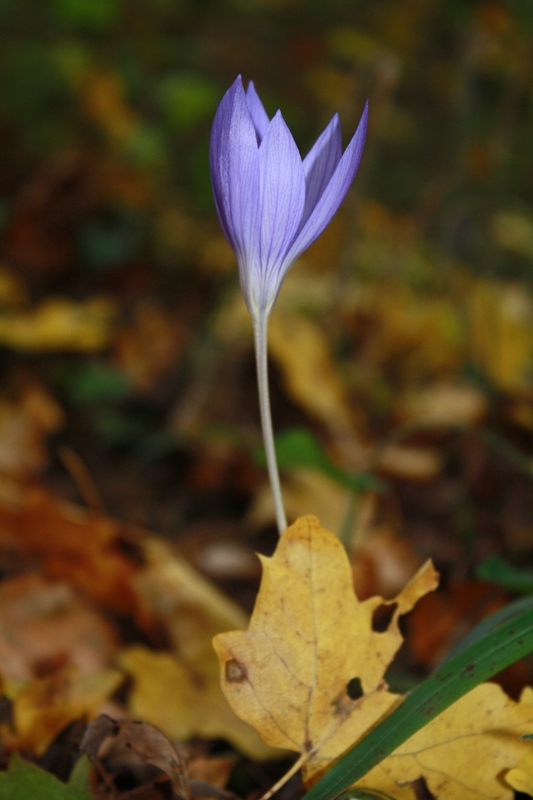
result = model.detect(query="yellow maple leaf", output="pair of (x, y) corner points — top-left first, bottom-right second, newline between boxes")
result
(357, 683), (533, 800)
(505, 687), (533, 797)
(213, 516), (533, 800)
(213, 515), (438, 778)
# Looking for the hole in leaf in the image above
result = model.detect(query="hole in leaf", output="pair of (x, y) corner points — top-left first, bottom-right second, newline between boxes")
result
(346, 677), (363, 700)
(371, 602), (397, 633)
(411, 776), (436, 799)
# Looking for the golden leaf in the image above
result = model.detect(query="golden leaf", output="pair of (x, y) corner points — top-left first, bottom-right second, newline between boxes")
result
(469, 279), (533, 392)
(214, 517), (533, 799)
(213, 515), (437, 775)
(268, 313), (357, 440)
(358, 683), (533, 800)
(120, 646), (272, 759)
(0, 297), (115, 352)
(2, 666), (122, 755)
(124, 539), (275, 759)
(505, 687), (533, 797)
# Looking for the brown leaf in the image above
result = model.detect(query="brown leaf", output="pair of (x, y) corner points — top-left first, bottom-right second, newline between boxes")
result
(0, 574), (117, 680)
(82, 715), (190, 798)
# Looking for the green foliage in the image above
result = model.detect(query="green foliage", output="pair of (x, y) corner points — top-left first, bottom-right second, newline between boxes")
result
(53, 0), (121, 31)
(0, 755), (92, 800)
(60, 363), (132, 404)
(477, 557), (533, 595)
(268, 428), (386, 492)
(158, 74), (218, 133)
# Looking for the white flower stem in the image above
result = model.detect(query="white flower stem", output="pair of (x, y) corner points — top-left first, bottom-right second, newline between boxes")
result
(253, 310), (287, 535)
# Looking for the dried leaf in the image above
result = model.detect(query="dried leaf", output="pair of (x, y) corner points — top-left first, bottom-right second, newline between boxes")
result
(121, 539), (276, 758)
(506, 749), (533, 797)
(114, 302), (185, 392)
(268, 313), (358, 442)
(356, 683), (533, 800)
(2, 666), (122, 755)
(0, 574), (117, 680)
(120, 646), (272, 760)
(213, 516), (437, 774)
(248, 469), (358, 539)
(0, 480), (139, 613)
(0, 297), (115, 352)
(214, 516), (533, 800)
(375, 444), (441, 480)
(81, 714), (190, 797)
(397, 382), (487, 427)
(0, 384), (64, 478)
(505, 686), (533, 797)
(469, 279), (533, 392)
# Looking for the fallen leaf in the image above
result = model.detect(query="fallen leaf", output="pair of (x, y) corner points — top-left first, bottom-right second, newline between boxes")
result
(469, 279), (533, 392)
(0, 574), (118, 680)
(81, 714), (190, 797)
(0, 479), (269, 757)
(247, 469), (359, 541)
(268, 313), (362, 453)
(397, 382), (488, 428)
(505, 686), (533, 797)
(120, 646), (272, 759)
(134, 537), (249, 664)
(2, 666), (122, 755)
(213, 515), (437, 773)
(375, 443), (441, 480)
(0, 383), (64, 478)
(0, 297), (115, 352)
(356, 683), (533, 800)
(214, 516), (533, 800)
(506, 748), (533, 797)
(114, 302), (186, 392)
(0, 480), (140, 613)
(119, 537), (275, 758)
(81, 69), (138, 147)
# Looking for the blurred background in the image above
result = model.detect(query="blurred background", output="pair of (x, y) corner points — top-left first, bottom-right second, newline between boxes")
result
(0, 0), (533, 610)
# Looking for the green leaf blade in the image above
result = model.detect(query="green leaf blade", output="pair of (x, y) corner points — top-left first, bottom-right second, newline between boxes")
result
(0, 754), (93, 800)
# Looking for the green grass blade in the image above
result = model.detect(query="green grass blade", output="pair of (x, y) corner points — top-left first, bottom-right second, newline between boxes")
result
(302, 605), (533, 800)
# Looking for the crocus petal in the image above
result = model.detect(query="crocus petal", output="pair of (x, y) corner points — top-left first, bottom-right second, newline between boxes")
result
(254, 111), (305, 312)
(282, 101), (368, 272)
(301, 113), (342, 226)
(209, 76), (261, 305)
(210, 77), (368, 319)
(246, 81), (270, 144)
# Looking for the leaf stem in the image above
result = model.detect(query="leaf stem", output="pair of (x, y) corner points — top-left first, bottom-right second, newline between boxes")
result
(258, 752), (309, 800)
(253, 310), (287, 534)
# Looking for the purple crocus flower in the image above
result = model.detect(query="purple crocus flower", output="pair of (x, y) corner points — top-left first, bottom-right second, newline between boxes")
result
(210, 75), (368, 319)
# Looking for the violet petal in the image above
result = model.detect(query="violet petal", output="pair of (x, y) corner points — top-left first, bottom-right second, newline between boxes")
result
(283, 101), (368, 271)
(246, 81), (270, 144)
(301, 113), (342, 227)
(254, 111), (306, 310)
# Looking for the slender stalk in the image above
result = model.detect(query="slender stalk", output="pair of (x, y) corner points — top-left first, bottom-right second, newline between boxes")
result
(253, 310), (287, 534)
